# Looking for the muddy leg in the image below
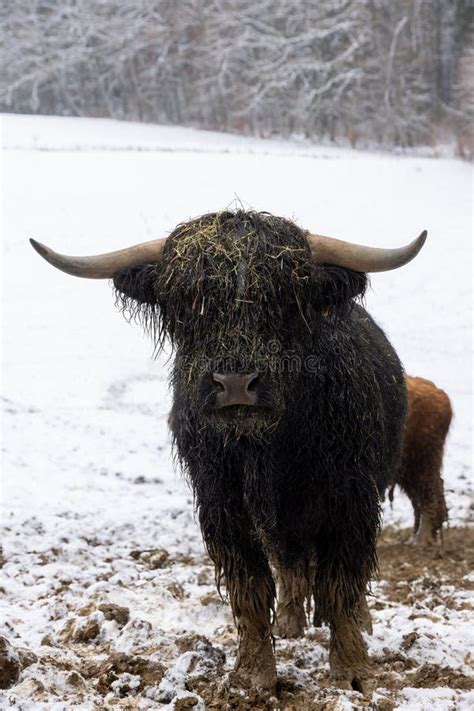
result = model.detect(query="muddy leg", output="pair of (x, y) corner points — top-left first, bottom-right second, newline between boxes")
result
(206, 534), (276, 690)
(194, 469), (277, 692)
(274, 563), (312, 638)
(313, 591), (372, 636)
(328, 608), (372, 695)
(404, 479), (447, 545)
(311, 480), (378, 695)
(313, 579), (373, 694)
(413, 509), (444, 545)
(231, 570), (276, 692)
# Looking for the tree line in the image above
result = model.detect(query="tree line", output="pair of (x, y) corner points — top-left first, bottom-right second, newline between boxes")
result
(1, 0), (473, 152)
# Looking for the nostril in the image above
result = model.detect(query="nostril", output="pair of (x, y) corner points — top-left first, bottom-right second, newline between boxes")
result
(246, 372), (259, 392)
(212, 373), (227, 392)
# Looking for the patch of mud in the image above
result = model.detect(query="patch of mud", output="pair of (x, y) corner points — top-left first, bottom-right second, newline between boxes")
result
(409, 663), (473, 689)
(377, 525), (474, 606)
(86, 652), (165, 694)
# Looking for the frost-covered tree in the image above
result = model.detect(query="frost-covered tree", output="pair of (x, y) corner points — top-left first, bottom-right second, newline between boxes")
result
(0, 0), (471, 150)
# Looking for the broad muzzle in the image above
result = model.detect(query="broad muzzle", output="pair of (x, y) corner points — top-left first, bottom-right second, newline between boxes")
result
(213, 372), (259, 408)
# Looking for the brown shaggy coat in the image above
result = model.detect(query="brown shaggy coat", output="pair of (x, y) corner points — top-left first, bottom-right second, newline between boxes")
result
(392, 376), (452, 542)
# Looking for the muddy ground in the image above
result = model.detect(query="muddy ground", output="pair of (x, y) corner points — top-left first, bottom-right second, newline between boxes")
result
(2, 525), (473, 710)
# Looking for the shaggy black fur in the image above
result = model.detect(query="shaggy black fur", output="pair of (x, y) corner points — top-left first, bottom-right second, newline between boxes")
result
(113, 210), (407, 627)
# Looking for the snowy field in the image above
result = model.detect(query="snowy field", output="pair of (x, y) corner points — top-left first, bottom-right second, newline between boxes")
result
(1, 114), (473, 709)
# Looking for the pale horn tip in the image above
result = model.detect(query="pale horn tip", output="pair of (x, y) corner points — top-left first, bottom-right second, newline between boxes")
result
(412, 229), (428, 257)
(29, 238), (49, 257)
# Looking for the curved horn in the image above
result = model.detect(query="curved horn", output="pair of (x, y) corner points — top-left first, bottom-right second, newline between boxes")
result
(29, 237), (167, 279)
(307, 230), (427, 273)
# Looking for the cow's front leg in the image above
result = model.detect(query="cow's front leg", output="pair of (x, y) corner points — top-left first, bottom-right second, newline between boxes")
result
(274, 562), (313, 638)
(313, 488), (379, 696)
(230, 563), (276, 692)
(313, 581), (372, 692)
(198, 500), (276, 692)
(328, 606), (372, 695)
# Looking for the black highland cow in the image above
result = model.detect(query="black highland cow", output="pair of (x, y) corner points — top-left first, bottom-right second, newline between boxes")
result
(30, 211), (427, 695)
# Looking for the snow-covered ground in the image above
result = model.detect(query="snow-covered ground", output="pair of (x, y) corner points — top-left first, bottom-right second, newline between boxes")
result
(1, 114), (473, 709)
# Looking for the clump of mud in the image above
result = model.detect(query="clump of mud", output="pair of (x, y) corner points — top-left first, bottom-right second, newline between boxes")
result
(86, 652), (164, 694)
(410, 663), (472, 689)
(0, 636), (20, 689)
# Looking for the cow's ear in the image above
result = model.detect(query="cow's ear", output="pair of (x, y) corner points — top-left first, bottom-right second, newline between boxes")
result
(316, 265), (368, 306)
(113, 264), (159, 306)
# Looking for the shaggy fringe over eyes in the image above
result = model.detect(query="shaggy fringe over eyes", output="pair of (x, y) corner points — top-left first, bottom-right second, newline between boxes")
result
(112, 210), (369, 354)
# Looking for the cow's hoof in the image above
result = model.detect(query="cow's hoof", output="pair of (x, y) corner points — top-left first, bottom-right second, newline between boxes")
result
(331, 670), (374, 698)
(410, 516), (440, 546)
(233, 635), (277, 693)
(411, 532), (437, 546)
(229, 667), (277, 694)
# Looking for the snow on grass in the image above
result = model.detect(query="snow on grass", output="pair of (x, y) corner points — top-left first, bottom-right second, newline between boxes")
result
(3, 112), (450, 158)
(1, 114), (472, 709)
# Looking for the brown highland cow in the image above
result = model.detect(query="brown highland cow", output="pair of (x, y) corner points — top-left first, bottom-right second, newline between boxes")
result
(391, 376), (452, 544)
